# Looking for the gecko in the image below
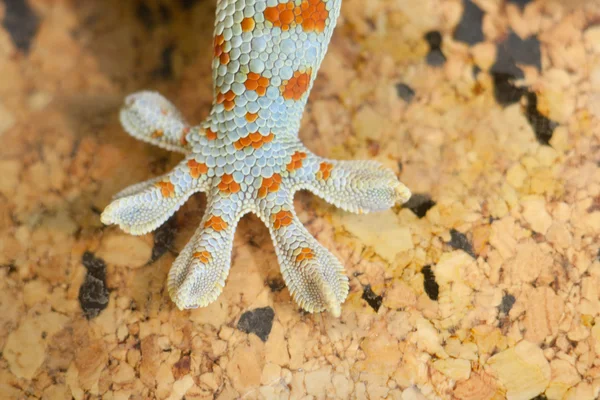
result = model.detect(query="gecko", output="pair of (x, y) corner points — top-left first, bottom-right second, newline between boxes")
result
(101, 0), (411, 317)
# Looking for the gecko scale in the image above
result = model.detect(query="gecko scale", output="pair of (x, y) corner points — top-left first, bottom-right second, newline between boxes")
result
(102, 0), (411, 317)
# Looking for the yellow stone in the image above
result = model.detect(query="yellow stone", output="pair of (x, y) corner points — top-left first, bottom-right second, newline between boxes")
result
(339, 210), (413, 263)
(506, 163), (527, 189)
(4, 312), (69, 380)
(488, 341), (550, 400)
(383, 279), (417, 309)
(433, 358), (471, 381)
(546, 359), (581, 400)
(304, 366), (333, 397)
(521, 196), (552, 234)
(98, 233), (153, 267)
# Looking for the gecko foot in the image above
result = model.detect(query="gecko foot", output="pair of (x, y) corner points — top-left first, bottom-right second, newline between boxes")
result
(103, 91), (411, 316)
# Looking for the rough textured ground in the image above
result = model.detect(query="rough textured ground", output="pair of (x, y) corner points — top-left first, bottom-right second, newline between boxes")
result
(1, 0), (600, 399)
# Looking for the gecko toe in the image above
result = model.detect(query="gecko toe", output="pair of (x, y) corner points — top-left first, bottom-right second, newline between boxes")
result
(167, 199), (239, 309)
(289, 153), (410, 213)
(266, 201), (349, 316)
(120, 91), (191, 153)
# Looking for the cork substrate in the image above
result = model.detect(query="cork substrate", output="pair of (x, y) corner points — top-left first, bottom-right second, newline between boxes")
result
(1, 0), (600, 399)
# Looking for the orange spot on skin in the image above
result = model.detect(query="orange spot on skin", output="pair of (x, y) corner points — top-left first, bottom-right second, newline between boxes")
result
(220, 52), (230, 65)
(193, 250), (212, 264)
(206, 128), (217, 140)
(155, 181), (175, 198)
(218, 174), (241, 194)
(216, 90), (236, 111)
(234, 135), (252, 150)
(296, 247), (315, 262)
(205, 215), (228, 232)
(264, 0), (328, 32)
(222, 174), (233, 184)
(272, 210), (294, 230)
(245, 73), (270, 96)
(280, 9), (294, 24)
(151, 129), (164, 138)
(249, 132), (262, 142)
(180, 127), (190, 145)
(281, 69), (312, 100)
(317, 162), (333, 181)
(214, 34), (225, 57)
(245, 80), (258, 91)
(234, 132), (273, 151)
(264, 7), (279, 25)
(258, 173), (282, 198)
(187, 159), (208, 179)
(241, 17), (255, 32)
(286, 151), (306, 172)
(245, 112), (259, 122)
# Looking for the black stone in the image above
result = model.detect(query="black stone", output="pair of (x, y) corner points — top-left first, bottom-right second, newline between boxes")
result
(395, 83), (415, 103)
(90, 205), (102, 215)
(529, 394), (548, 400)
(507, 0), (533, 9)
(79, 252), (109, 319)
(237, 307), (275, 342)
(135, 2), (155, 30)
(524, 91), (557, 146)
(424, 31), (446, 66)
(2, 263), (17, 274)
(362, 285), (383, 312)
(422, 265), (439, 301)
(158, 3), (172, 23)
(266, 277), (286, 292)
(448, 229), (476, 258)
(180, 0), (201, 10)
(404, 194), (436, 218)
(499, 293), (516, 314)
(82, 251), (106, 279)
(491, 56), (524, 81)
(150, 216), (177, 263)
(426, 49), (446, 67)
(424, 31), (442, 49)
(2, 0), (39, 53)
(491, 31), (541, 79)
(453, 0), (484, 45)
(153, 45), (176, 79)
(505, 32), (542, 71)
(491, 72), (525, 106)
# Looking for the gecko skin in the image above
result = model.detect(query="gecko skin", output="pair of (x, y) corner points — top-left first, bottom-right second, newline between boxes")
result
(102, 0), (411, 317)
